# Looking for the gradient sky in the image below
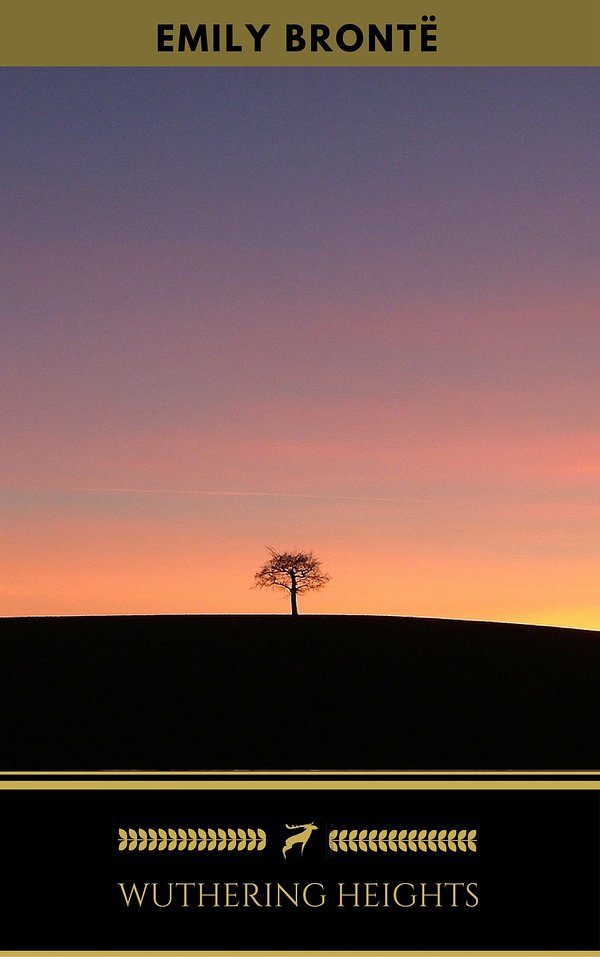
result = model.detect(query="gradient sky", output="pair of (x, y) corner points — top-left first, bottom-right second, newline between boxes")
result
(1, 68), (598, 625)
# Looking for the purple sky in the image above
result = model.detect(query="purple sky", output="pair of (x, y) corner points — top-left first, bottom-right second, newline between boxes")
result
(1, 68), (598, 622)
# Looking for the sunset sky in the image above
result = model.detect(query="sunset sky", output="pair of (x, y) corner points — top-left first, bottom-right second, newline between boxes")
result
(1, 68), (598, 626)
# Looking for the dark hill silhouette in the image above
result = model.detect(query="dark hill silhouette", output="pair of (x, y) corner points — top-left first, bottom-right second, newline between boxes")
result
(0, 615), (598, 769)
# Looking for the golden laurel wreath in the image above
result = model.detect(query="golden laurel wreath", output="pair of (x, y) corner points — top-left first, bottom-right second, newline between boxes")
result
(328, 828), (477, 852)
(118, 827), (267, 852)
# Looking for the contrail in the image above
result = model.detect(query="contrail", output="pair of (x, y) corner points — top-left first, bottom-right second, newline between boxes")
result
(68, 486), (398, 503)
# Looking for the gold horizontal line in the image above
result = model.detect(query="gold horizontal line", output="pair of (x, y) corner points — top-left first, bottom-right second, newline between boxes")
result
(0, 780), (599, 790)
(0, 950), (600, 957)
(0, 769), (598, 776)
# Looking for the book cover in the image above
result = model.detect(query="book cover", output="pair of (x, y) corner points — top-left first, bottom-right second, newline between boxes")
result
(0, 2), (598, 954)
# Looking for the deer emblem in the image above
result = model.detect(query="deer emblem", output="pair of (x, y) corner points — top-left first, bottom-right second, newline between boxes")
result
(282, 822), (318, 858)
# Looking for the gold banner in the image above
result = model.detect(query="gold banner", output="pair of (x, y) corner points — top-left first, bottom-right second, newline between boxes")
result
(1, 0), (598, 66)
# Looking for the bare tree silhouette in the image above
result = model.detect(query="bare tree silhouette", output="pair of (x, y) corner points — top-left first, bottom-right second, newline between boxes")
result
(254, 547), (330, 616)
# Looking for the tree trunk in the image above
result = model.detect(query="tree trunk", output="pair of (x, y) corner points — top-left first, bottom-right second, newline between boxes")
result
(290, 581), (298, 615)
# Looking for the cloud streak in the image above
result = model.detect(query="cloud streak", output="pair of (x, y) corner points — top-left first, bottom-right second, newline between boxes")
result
(68, 487), (400, 503)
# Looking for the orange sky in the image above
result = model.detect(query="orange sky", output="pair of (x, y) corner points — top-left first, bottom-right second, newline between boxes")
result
(2, 492), (598, 628)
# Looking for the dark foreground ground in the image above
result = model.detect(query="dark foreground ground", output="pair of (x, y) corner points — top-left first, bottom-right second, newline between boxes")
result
(0, 614), (598, 769)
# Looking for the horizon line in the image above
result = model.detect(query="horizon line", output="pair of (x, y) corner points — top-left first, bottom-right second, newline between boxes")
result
(0, 611), (598, 633)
